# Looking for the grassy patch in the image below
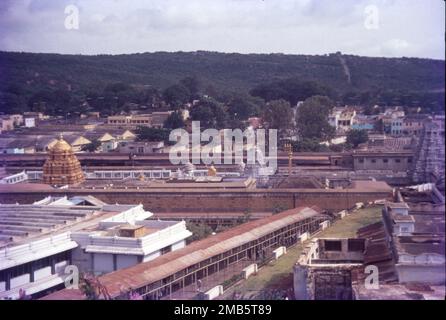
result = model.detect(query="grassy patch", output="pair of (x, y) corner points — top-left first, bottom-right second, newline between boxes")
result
(316, 206), (383, 238)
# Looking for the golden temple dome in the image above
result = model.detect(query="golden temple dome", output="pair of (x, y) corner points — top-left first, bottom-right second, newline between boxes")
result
(207, 165), (217, 177)
(43, 134), (85, 185)
(51, 135), (72, 152)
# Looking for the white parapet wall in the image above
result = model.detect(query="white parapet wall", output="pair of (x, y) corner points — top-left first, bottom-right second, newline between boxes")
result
(204, 285), (224, 300)
(338, 210), (348, 219)
(299, 232), (309, 243)
(10, 274), (30, 289)
(319, 220), (330, 230)
(355, 202), (364, 210)
(0, 171), (28, 184)
(34, 266), (52, 281)
(242, 264), (258, 279)
(273, 246), (287, 260)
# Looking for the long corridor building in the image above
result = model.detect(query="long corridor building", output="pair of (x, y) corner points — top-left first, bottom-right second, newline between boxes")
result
(43, 206), (328, 300)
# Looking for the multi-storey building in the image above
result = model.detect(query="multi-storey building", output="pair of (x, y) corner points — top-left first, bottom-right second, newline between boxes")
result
(0, 195), (192, 300)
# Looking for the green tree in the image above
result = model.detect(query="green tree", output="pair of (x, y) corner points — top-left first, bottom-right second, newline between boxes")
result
(1, 92), (27, 114)
(162, 84), (191, 109)
(291, 139), (329, 152)
(104, 82), (131, 94)
(329, 143), (348, 152)
(190, 98), (227, 129)
(250, 78), (334, 106)
(180, 76), (201, 99)
(82, 139), (102, 152)
(296, 95), (335, 141)
(272, 205), (287, 215)
(262, 99), (293, 137)
(186, 223), (213, 244)
(28, 89), (72, 115)
(163, 111), (185, 129)
(346, 129), (369, 148)
(227, 95), (261, 121)
(135, 127), (170, 142)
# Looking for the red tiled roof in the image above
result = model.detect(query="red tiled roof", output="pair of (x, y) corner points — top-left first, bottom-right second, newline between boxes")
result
(43, 206), (325, 299)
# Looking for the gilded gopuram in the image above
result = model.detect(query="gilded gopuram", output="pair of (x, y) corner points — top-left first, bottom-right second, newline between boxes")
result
(42, 135), (85, 185)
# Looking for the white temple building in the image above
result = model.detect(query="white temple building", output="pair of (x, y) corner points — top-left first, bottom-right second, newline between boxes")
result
(0, 196), (191, 299)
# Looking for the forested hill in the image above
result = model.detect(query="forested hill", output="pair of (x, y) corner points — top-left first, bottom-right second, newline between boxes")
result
(1, 51), (444, 96)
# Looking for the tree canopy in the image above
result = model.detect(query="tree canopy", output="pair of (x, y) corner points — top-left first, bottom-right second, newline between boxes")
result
(81, 139), (102, 152)
(227, 94), (263, 121)
(135, 127), (170, 142)
(296, 95), (335, 142)
(162, 84), (191, 109)
(1, 51), (443, 116)
(163, 111), (186, 129)
(251, 78), (335, 106)
(346, 129), (369, 148)
(190, 98), (228, 129)
(262, 99), (293, 137)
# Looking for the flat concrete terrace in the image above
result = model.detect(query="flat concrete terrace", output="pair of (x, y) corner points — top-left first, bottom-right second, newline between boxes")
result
(0, 203), (121, 248)
(78, 177), (257, 190)
(0, 152), (338, 164)
(353, 283), (446, 300)
(0, 195), (194, 300)
(153, 211), (272, 219)
(41, 206), (328, 300)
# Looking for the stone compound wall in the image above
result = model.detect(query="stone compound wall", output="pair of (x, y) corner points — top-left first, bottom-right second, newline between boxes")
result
(0, 188), (391, 214)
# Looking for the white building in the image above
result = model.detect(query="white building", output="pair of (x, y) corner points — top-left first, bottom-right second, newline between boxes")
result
(0, 171), (28, 184)
(328, 107), (357, 132)
(0, 196), (191, 299)
(24, 118), (36, 128)
(382, 188), (445, 285)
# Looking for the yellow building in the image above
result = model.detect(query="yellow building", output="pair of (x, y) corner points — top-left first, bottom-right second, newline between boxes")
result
(46, 135), (91, 153)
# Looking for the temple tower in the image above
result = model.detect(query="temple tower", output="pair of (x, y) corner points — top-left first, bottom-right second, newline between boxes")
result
(412, 117), (445, 186)
(43, 135), (85, 185)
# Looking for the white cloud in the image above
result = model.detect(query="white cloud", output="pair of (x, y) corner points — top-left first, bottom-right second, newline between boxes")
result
(0, 0), (443, 59)
(380, 39), (410, 56)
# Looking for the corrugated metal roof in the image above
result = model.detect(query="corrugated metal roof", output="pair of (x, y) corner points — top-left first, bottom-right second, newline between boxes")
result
(97, 206), (323, 297)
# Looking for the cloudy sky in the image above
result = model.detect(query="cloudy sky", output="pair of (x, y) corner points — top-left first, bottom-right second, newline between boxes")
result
(0, 0), (444, 59)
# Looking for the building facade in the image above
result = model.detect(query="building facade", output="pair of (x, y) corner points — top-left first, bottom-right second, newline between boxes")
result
(0, 196), (192, 299)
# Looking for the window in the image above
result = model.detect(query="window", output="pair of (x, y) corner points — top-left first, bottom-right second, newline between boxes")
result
(161, 246), (171, 255)
(371, 159), (376, 163)
(383, 159), (388, 163)
(358, 159), (364, 163)
(324, 240), (342, 251)
(348, 239), (365, 252)
(395, 159), (401, 163)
